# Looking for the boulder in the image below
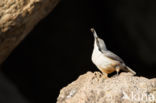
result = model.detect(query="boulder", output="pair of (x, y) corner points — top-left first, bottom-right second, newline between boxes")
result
(57, 72), (156, 103)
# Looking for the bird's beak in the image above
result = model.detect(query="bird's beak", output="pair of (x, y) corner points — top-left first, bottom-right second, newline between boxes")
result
(90, 28), (98, 38)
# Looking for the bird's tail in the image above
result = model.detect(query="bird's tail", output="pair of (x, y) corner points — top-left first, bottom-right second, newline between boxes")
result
(123, 66), (136, 75)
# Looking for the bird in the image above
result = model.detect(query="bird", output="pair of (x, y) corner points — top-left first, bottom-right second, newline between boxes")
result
(91, 28), (136, 78)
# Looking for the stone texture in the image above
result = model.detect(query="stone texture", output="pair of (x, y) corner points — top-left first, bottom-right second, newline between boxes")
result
(0, 0), (59, 64)
(57, 72), (156, 103)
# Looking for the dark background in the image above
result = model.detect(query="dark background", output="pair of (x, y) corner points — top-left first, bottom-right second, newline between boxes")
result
(1, 0), (156, 103)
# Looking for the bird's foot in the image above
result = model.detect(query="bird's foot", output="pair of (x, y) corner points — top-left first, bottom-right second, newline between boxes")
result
(102, 72), (109, 79)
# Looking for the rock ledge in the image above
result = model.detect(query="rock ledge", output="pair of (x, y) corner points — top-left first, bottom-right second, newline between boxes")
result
(57, 72), (156, 103)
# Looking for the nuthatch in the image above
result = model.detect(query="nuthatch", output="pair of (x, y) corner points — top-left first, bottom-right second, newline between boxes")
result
(91, 28), (136, 78)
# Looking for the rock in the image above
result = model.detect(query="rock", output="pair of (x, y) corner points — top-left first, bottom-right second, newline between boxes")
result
(57, 72), (156, 103)
(0, 0), (59, 64)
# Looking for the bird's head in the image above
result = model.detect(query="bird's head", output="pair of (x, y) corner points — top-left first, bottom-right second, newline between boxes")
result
(90, 28), (107, 52)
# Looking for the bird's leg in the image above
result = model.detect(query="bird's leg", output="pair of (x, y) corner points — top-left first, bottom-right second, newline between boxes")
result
(102, 72), (108, 79)
(115, 66), (120, 76)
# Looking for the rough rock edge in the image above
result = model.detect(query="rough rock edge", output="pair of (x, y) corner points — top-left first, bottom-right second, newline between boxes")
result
(57, 71), (156, 103)
(0, 0), (60, 64)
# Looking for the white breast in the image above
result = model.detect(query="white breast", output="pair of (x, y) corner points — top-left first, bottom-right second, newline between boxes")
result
(91, 46), (117, 69)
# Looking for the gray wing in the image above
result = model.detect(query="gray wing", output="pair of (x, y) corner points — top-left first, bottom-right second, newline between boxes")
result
(102, 50), (136, 74)
(103, 50), (124, 63)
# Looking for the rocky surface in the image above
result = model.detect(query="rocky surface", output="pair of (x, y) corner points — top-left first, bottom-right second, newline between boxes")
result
(57, 72), (156, 103)
(0, 0), (59, 64)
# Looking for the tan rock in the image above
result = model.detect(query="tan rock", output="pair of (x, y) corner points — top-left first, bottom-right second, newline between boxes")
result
(0, 0), (59, 64)
(57, 72), (156, 103)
